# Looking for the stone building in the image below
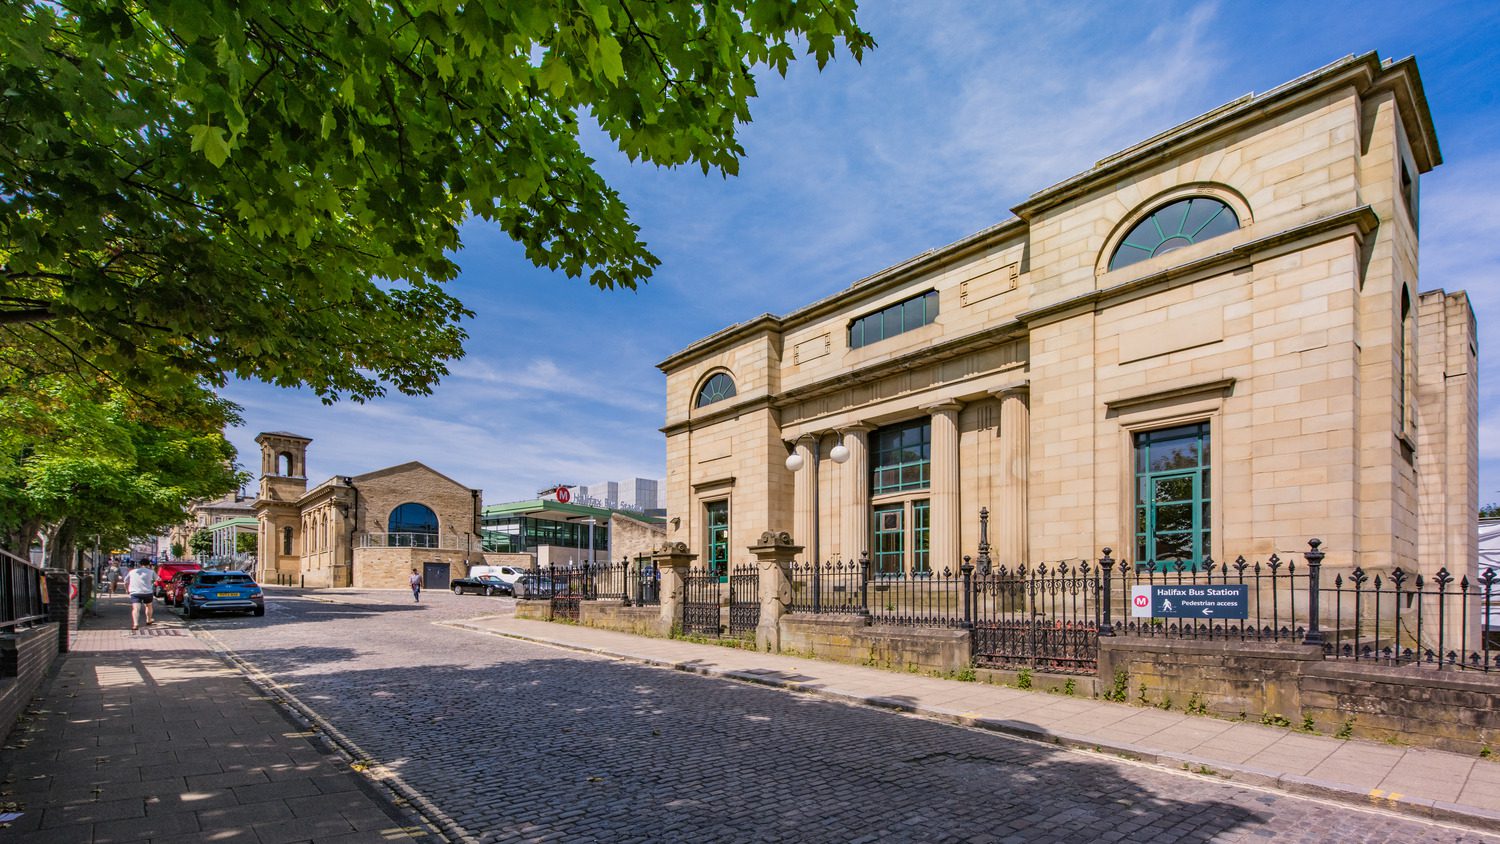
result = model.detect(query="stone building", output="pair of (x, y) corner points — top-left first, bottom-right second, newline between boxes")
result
(164, 489), (254, 560)
(659, 54), (1477, 584)
(252, 432), (483, 589)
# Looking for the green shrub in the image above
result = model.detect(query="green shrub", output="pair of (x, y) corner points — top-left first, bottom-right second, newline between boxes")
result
(1103, 669), (1130, 703)
(1015, 668), (1033, 690)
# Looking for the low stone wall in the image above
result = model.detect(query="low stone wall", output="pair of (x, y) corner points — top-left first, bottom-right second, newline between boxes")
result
(780, 614), (970, 675)
(352, 548), (467, 589)
(1098, 637), (1320, 721)
(514, 600), (550, 622)
(1097, 636), (1500, 754)
(0, 624), (60, 744)
(1300, 662), (1500, 754)
(579, 601), (670, 638)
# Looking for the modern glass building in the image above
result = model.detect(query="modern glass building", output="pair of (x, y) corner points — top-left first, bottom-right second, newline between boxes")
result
(481, 498), (661, 561)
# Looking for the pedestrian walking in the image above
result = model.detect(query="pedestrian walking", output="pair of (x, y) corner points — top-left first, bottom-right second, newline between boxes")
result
(409, 569), (421, 602)
(104, 562), (120, 595)
(124, 562), (158, 630)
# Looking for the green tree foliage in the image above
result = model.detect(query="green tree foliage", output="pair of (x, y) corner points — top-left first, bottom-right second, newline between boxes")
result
(235, 532), (257, 555)
(0, 374), (243, 564)
(170, 541), (186, 560)
(189, 527), (214, 556)
(0, 1), (872, 401)
(1482, 502), (1500, 519)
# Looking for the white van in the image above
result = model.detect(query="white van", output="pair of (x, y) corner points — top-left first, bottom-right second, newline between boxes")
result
(466, 565), (527, 586)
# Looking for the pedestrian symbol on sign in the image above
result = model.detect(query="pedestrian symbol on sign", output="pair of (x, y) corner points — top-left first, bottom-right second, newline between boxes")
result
(1160, 599), (1174, 612)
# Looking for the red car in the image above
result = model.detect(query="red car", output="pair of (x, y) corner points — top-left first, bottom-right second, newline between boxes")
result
(155, 563), (201, 602)
(163, 571), (198, 607)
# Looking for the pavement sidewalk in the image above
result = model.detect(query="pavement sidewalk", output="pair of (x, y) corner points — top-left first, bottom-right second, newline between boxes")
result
(446, 612), (1500, 833)
(0, 592), (435, 844)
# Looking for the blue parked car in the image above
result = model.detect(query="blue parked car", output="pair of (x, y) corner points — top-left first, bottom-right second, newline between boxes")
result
(183, 571), (265, 618)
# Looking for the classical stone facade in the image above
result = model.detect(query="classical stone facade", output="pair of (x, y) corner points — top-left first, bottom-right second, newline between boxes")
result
(659, 54), (1477, 586)
(252, 433), (483, 589)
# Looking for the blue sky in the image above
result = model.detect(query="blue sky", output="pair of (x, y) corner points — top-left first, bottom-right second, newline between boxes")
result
(222, 1), (1500, 508)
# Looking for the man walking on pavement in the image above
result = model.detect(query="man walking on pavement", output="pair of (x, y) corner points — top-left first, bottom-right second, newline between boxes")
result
(125, 561), (158, 631)
(409, 569), (421, 602)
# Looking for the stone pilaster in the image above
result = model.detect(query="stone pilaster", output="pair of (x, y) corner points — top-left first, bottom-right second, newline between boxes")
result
(925, 402), (963, 572)
(996, 388), (1030, 567)
(748, 530), (803, 652)
(790, 437), (817, 564)
(651, 542), (698, 633)
(839, 426), (872, 563)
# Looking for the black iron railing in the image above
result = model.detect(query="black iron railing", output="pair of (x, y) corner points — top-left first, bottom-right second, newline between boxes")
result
(681, 568), (721, 636)
(1, 550), (48, 632)
(1325, 565), (1498, 671)
(788, 558), (867, 613)
(865, 562), (967, 628)
(971, 560), (1100, 674)
(727, 563), (759, 638)
(1109, 552), (1310, 642)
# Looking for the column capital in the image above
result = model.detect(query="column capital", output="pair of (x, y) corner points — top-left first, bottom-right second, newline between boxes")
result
(988, 381), (1030, 399)
(839, 422), (874, 434)
(921, 400), (965, 414)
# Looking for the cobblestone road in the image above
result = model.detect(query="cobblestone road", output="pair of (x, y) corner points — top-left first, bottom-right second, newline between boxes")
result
(196, 589), (1496, 843)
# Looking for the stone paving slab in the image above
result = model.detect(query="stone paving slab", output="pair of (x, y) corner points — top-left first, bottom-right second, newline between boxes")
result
(445, 611), (1500, 833)
(0, 593), (436, 844)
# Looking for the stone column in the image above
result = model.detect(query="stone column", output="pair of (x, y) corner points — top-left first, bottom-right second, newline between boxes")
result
(652, 542), (698, 636)
(996, 388), (1030, 568)
(749, 531), (803, 652)
(925, 401), (963, 572)
(838, 425), (872, 563)
(790, 437), (817, 564)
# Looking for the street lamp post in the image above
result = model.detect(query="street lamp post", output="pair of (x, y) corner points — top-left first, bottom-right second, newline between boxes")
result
(785, 432), (849, 565)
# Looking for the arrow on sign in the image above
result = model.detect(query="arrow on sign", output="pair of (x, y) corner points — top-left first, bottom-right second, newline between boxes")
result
(1201, 608), (1213, 616)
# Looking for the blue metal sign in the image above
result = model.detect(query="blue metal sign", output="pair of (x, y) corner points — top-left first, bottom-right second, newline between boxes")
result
(1130, 584), (1248, 619)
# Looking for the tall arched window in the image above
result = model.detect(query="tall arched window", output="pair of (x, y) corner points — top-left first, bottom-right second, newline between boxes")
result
(388, 502), (439, 548)
(696, 372), (737, 408)
(1109, 197), (1239, 271)
(278, 452), (295, 476)
(282, 526), (293, 556)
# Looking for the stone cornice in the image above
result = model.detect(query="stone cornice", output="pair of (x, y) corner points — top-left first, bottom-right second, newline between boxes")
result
(769, 324), (1027, 408)
(1018, 205), (1379, 330)
(661, 394), (776, 436)
(656, 314), (781, 373)
(1013, 53), (1438, 219)
(1104, 378), (1237, 413)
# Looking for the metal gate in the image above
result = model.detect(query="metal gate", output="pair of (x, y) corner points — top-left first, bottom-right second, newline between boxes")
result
(727, 564), (760, 639)
(422, 562), (451, 590)
(970, 563), (1101, 675)
(549, 566), (586, 623)
(682, 568), (722, 636)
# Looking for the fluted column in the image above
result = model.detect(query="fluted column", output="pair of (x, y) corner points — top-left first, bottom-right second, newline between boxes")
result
(925, 402), (963, 572)
(996, 388), (1030, 568)
(790, 437), (817, 564)
(839, 425), (872, 562)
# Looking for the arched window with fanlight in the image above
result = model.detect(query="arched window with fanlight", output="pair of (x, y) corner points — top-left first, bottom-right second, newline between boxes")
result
(388, 502), (439, 548)
(1109, 197), (1240, 271)
(695, 372), (737, 408)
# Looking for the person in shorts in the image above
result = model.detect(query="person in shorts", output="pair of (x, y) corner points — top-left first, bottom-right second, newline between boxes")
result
(124, 562), (158, 630)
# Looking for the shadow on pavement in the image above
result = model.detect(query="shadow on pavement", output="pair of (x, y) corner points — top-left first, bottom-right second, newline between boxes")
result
(214, 645), (1279, 844)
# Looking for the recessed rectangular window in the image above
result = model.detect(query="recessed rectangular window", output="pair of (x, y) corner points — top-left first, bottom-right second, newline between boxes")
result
(870, 419), (931, 495)
(1134, 422), (1210, 569)
(705, 500), (729, 579)
(849, 290), (939, 349)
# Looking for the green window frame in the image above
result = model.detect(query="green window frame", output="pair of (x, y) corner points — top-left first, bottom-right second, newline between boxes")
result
(1109, 198), (1238, 271)
(705, 500), (729, 579)
(1134, 422), (1211, 569)
(870, 419), (931, 495)
(696, 372), (737, 408)
(912, 499), (930, 575)
(849, 290), (939, 350)
(872, 503), (904, 577)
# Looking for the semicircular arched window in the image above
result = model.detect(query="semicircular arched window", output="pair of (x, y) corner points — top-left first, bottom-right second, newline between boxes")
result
(388, 503), (438, 548)
(695, 372), (737, 408)
(1109, 197), (1239, 271)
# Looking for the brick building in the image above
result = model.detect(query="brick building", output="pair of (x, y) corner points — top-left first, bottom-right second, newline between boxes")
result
(658, 54), (1477, 584)
(252, 432), (483, 589)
